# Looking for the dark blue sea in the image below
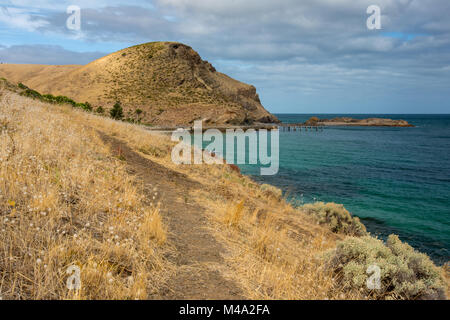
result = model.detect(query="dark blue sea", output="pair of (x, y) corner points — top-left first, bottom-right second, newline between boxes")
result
(239, 114), (450, 264)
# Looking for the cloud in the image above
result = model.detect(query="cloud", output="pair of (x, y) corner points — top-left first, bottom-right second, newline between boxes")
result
(0, 6), (49, 31)
(1, 0), (449, 112)
(0, 44), (105, 65)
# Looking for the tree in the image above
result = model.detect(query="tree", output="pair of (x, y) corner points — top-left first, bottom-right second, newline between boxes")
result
(110, 102), (123, 120)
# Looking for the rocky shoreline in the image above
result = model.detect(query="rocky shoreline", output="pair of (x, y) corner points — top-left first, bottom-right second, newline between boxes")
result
(304, 116), (415, 127)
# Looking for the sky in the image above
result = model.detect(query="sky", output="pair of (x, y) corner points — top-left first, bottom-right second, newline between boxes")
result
(0, 0), (449, 114)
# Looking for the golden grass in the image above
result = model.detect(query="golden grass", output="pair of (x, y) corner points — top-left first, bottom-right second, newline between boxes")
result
(193, 189), (361, 299)
(1, 88), (447, 300)
(0, 91), (172, 299)
(223, 200), (245, 227)
(139, 206), (167, 246)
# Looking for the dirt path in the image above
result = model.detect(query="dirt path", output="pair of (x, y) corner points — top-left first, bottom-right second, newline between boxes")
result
(99, 132), (243, 300)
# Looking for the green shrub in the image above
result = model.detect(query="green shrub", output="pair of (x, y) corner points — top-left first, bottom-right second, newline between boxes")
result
(18, 83), (28, 90)
(83, 102), (92, 112)
(55, 96), (76, 106)
(324, 235), (447, 300)
(110, 101), (124, 120)
(302, 202), (367, 236)
(96, 106), (105, 114)
(22, 88), (42, 99)
(135, 108), (143, 115)
(42, 94), (56, 102)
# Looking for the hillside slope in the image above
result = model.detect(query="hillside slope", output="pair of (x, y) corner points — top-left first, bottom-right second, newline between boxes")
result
(0, 42), (278, 126)
(1, 82), (448, 300)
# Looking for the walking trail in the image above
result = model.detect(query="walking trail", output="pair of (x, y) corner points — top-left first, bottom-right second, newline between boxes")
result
(99, 132), (243, 300)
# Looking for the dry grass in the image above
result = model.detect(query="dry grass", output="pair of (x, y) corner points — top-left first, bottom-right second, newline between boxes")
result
(0, 42), (277, 126)
(192, 187), (360, 299)
(223, 200), (245, 227)
(139, 206), (167, 246)
(0, 91), (172, 299)
(1, 87), (447, 300)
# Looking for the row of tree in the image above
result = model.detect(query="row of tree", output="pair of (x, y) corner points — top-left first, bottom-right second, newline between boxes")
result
(18, 82), (130, 122)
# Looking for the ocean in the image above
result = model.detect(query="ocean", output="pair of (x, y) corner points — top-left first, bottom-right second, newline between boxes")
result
(238, 114), (450, 264)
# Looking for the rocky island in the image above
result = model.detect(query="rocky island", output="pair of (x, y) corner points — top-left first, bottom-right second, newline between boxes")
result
(304, 116), (414, 127)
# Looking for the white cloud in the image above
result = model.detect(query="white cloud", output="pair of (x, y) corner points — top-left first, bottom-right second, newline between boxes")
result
(1, 0), (449, 112)
(0, 7), (48, 31)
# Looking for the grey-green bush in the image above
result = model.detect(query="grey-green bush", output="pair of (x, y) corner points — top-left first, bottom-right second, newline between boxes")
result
(325, 235), (446, 300)
(302, 202), (367, 236)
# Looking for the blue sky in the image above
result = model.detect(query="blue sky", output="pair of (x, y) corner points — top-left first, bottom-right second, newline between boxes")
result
(0, 0), (449, 114)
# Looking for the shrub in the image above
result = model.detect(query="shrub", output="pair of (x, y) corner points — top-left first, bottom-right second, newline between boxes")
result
(302, 202), (367, 236)
(53, 95), (76, 106)
(83, 102), (93, 112)
(324, 235), (447, 300)
(135, 108), (143, 115)
(42, 94), (56, 103)
(22, 88), (42, 99)
(110, 101), (124, 120)
(96, 106), (105, 114)
(18, 82), (27, 90)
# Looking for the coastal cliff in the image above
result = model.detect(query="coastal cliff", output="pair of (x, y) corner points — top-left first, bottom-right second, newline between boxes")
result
(0, 42), (279, 126)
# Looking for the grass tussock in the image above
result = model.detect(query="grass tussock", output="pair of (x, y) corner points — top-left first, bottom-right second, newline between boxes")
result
(223, 200), (245, 227)
(139, 206), (167, 246)
(0, 91), (173, 299)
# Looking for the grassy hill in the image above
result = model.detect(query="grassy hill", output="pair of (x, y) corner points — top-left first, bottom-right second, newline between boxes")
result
(0, 42), (279, 126)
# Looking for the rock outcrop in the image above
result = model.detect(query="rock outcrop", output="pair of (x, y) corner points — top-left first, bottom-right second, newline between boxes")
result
(304, 117), (414, 127)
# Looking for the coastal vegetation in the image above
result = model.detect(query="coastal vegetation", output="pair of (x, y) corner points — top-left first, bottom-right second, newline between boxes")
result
(325, 235), (446, 299)
(0, 77), (448, 300)
(302, 202), (367, 237)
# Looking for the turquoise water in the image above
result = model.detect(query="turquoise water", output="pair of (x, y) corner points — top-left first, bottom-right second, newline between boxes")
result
(238, 114), (450, 264)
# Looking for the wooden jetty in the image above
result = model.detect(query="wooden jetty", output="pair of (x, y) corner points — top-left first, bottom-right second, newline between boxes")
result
(278, 124), (324, 132)
(146, 123), (324, 133)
